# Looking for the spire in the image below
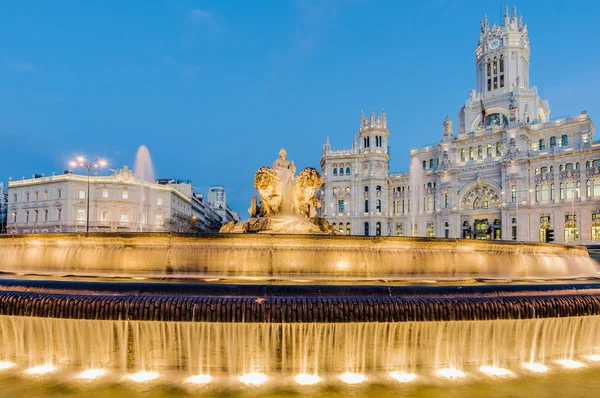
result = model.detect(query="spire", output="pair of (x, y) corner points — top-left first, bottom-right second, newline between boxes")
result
(519, 14), (523, 27)
(369, 107), (375, 124)
(512, 6), (517, 23)
(359, 110), (367, 130)
(381, 108), (387, 126)
(504, 5), (510, 25)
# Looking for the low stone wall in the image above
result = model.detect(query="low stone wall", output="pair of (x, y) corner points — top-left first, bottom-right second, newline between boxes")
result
(0, 233), (597, 279)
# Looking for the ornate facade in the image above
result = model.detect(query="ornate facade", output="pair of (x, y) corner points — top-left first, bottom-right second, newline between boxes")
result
(320, 7), (598, 244)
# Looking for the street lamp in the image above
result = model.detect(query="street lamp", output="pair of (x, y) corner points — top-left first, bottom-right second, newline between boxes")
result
(69, 157), (107, 233)
(501, 186), (534, 241)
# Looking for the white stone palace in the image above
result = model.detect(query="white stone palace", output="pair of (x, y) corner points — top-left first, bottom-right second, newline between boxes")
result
(320, 7), (598, 244)
(6, 167), (226, 234)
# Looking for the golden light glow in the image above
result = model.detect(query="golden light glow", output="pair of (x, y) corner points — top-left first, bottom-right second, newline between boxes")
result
(339, 372), (367, 384)
(523, 362), (549, 373)
(480, 366), (512, 377)
(25, 365), (56, 375)
(77, 368), (107, 380)
(294, 373), (322, 385)
(0, 361), (15, 370)
(436, 368), (465, 379)
(389, 371), (417, 383)
(585, 355), (600, 362)
(556, 359), (584, 369)
(77, 156), (85, 162)
(238, 372), (268, 386)
(126, 371), (159, 383)
(185, 374), (212, 385)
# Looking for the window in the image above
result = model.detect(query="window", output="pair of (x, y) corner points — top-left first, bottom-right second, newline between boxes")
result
(444, 192), (449, 208)
(122, 190), (128, 199)
(396, 224), (403, 237)
(155, 215), (163, 226)
(375, 222), (381, 236)
(364, 186), (369, 193)
(34, 210), (38, 222)
(120, 212), (129, 222)
(485, 114), (508, 127)
(550, 136), (557, 148)
(500, 74), (504, 88)
(364, 222), (369, 236)
(25, 211), (29, 222)
(157, 197), (163, 206)
(423, 160), (427, 169)
(56, 208), (62, 221)
(487, 60), (491, 76)
(473, 197), (488, 209)
(12, 212), (17, 223)
(43, 191), (48, 200)
(339, 224), (345, 234)
(469, 147), (474, 160)
(487, 144), (492, 157)
(43, 210), (48, 222)
(346, 167), (351, 175)
(57, 189), (62, 199)
(487, 78), (491, 91)
(478, 145), (483, 158)
(541, 184), (550, 201)
(346, 223), (351, 235)
(25, 193), (30, 201)
(493, 57), (497, 74)
(376, 185), (381, 193)
(35, 192), (39, 201)
(101, 210), (109, 222)
(13, 194), (17, 202)
(77, 209), (86, 222)
(511, 185), (517, 202)
(539, 139), (546, 150)
(376, 199), (381, 212)
(364, 200), (369, 213)
(333, 168), (338, 176)
(512, 226), (517, 240)
(496, 142), (502, 156)
(364, 137), (370, 148)
(102, 189), (109, 198)
(499, 55), (504, 72)
(595, 180), (600, 197)
(461, 149), (465, 162)
(338, 200), (345, 214)
(493, 76), (498, 89)
(79, 190), (86, 199)
(561, 135), (568, 146)
(565, 219), (578, 243)
(593, 214), (600, 242)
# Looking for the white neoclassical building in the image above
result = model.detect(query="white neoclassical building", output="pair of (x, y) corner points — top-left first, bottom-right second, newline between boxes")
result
(320, 7), (598, 244)
(6, 167), (218, 234)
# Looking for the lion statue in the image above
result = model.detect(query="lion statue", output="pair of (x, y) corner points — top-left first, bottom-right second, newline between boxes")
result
(254, 166), (282, 217)
(291, 167), (324, 216)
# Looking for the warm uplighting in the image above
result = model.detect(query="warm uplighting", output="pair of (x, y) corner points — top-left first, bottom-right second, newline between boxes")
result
(389, 371), (417, 383)
(186, 374), (212, 385)
(238, 372), (268, 386)
(585, 355), (600, 362)
(523, 362), (549, 373)
(294, 373), (322, 385)
(77, 368), (107, 380)
(556, 359), (584, 369)
(339, 372), (367, 384)
(436, 368), (465, 379)
(126, 371), (159, 383)
(480, 365), (512, 377)
(0, 361), (15, 370)
(77, 156), (85, 163)
(25, 365), (56, 375)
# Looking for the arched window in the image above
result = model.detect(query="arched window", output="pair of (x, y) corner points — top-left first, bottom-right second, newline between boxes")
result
(535, 168), (540, 175)
(566, 163), (574, 171)
(496, 142), (502, 156)
(469, 147), (474, 160)
(487, 144), (492, 157)
(511, 185), (517, 202)
(550, 136), (557, 147)
(593, 214), (600, 242)
(444, 192), (449, 208)
(485, 113), (509, 127)
(461, 148), (465, 162)
(333, 168), (338, 176)
(559, 164), (564, 172)
(561, 135), (569, 146)
(539, 139), (546, 150)
(376, 200), (381, 212)
(339, 224), (344, 234)
(487, 60), (491, 77)
(478, 145), (483, 158)
(376, 185), (381, 192)
(364, 186), (369, 193)
(346, 223), (351, 235)
(346, 167), (351, 175)
(375, 222), (381, 236)
(364, 222), (370, 236)
(339, 168), (344, 176)
(331, 223), (337, 231)
(364, 200), (369, 213)
(576, 162), (580, 170)
(493, 56), (497, 74)
(541, 184), (549, 201)
(535, 185), (540, 202)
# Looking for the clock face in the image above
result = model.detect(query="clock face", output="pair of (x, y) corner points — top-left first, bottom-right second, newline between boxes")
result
(489, 39), (500, 50)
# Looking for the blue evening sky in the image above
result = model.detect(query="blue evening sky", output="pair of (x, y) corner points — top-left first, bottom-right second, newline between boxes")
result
(1, 0), (599, 213)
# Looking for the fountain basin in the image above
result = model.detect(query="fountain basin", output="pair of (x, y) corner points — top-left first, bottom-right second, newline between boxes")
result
(0, 233), (597, 280)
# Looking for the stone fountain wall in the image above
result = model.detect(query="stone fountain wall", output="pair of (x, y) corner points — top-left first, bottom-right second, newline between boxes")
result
(0, 233), (597, 279)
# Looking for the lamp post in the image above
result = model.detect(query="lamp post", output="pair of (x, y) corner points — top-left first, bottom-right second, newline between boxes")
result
(501, 186), (534, 241)
(69, 157), (107, 233)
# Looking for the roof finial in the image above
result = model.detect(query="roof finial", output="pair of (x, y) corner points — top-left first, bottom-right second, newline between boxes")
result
(504, 5), (510, 24)
(512, 6), (517, 22)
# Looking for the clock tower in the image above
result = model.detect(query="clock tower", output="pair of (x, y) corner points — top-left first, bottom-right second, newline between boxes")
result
(475, 6), (530, 99)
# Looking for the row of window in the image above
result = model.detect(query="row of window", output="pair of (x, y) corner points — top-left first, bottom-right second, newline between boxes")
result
(363, 135), (384, 149)
(11, 208), (166, 226)
(331, 222), (350, 235)
(332, 167), (351, 176)
(461, 142), (503, 162)
(486, 56), (505, 91)
(13, 189), (165, 205)
(536, 135), (569, 150)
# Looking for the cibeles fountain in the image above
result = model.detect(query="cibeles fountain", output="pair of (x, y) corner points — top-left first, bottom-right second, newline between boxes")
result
(0, 150), (600, 396)
(220, 148), (333, 234)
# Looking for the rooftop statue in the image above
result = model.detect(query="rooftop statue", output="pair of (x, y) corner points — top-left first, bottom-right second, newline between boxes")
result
(220, 149), (335, 234)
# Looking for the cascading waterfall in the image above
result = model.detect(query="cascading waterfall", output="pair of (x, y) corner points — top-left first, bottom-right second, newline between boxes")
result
(1, 315), (599, 378)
